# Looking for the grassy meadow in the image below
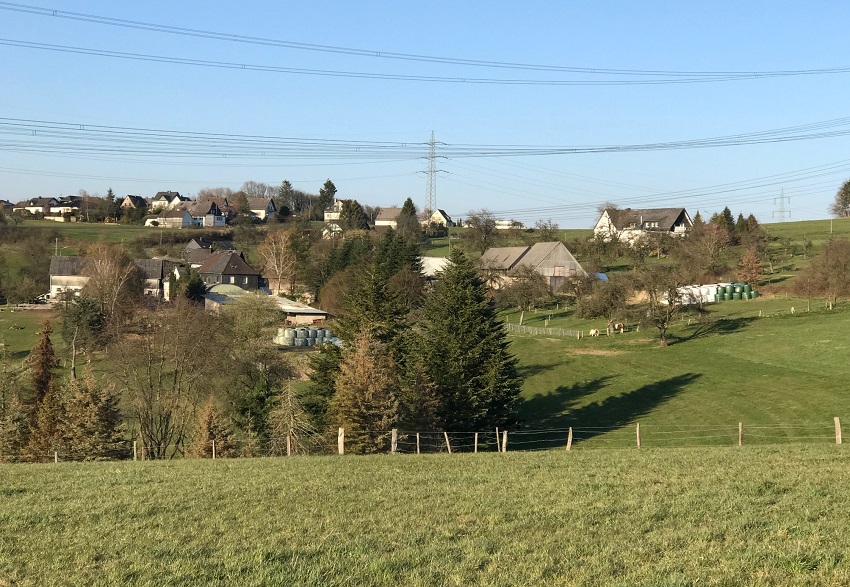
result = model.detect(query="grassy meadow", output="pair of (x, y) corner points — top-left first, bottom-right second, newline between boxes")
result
(2, 447), (850, 586)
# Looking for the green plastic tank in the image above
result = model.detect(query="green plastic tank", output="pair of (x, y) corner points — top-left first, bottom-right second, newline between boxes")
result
(750, 290), (759, 299)
(732, 292), (742, 300)
(743, 284), (752, 293)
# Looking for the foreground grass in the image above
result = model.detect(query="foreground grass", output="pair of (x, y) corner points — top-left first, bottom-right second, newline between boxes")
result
(1, 447), (849, 586)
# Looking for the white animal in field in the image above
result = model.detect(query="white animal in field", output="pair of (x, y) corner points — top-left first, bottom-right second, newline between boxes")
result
(588, 328), (600, 337)
(613, 323), (625, 333)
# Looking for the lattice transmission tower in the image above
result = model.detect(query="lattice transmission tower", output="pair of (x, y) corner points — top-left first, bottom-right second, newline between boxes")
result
(425, 131), (437, 215)
(772, 189), (791, 222)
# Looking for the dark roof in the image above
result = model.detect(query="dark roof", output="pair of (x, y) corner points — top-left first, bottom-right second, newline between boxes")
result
(154, 191), (182, 200)
(24, 197), (57, 207)
(604, 208), (691, 231)
(185, 237), (234, 252)
(198, 251), (259, 276)
(49, 256), (84, 276)
(0, 199), (13, 209)
(184, 201), (222, 217)
(134, 259), (165, 280)
(122, 195), (147, 208)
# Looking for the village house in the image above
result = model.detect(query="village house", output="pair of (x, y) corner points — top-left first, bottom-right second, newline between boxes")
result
(593, 207), (693, 244)
(149, 191), (190, 212)
(374, 206), (403, 229)
(422, 209), (454, 228)
(184, 238), (236, 267)
(197, 251), (261, 290)
(135, 258), (186, 300)
(480, 241), (586, 290)
(203, 285), (329, 324)
(120, 195), (147, 210)
(144, 209), (193, 228)
(247, 197), (276, 221)
(13, 197), (58, 216)
(184, 201), (226, 227)
(48, 256), (87, 299)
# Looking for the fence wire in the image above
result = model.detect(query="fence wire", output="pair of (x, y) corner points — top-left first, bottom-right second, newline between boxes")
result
(4, 421), (843, 463)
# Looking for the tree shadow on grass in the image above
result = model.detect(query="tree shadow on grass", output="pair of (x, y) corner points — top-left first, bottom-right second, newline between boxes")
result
(519, 376), (615, 429)
(669, 317), (756, 345)
(515, 373), (701, 449)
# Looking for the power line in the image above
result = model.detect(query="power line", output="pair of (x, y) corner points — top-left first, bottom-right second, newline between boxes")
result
(3, 116), (850, 160)
(3, 2), (850, 82)
(2, 38), (823, 87)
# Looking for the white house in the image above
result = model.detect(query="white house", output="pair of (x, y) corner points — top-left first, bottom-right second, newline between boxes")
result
(422, 209), (454, 228)
(48, 256), (88, 299)
(247, 197), (276, 221)
(374, 207), (403, 229)
(150, 191), (189, 212)
(144, 209), (194, 228)
(593, 208), (693, 244)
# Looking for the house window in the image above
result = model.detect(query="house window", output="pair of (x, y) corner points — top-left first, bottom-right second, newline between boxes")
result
(243, 276), (248, 285)
(229, 276), (235, 284)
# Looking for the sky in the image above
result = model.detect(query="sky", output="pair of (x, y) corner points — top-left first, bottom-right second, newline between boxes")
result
(2, 1), (850, 228)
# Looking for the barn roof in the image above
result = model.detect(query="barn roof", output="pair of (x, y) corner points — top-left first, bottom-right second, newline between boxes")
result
(49, 256), (84, 276)
(479, 246), (530, 270)
(604, 208), (690, 231)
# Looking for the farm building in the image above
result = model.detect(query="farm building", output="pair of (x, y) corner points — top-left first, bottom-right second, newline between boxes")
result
(480, 241), (585, 290)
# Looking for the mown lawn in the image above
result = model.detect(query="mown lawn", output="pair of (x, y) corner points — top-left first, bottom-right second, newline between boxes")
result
(2, 446), (849, 586)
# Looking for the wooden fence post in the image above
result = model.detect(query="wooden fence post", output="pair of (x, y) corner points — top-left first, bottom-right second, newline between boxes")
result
(474, 432), (479, 453)
(495, 427), (501, 452)
(141, 446), (146, 461)
(133, 441), (137, 461)
(444, 432), (452, 454)
(416, 432), (420, 455)
(338, 427), (345, 455)
(835, 417), (842, 445)
(391, 429), (398, 454)
(502, 430), (508, 453)
(636, 423), (641, 449)
(212, 440), (216, 460)
(286, 434), (292, 456)
(54, 451), (58, 463)
(566, 427), (573, 451)
(738, 422), (743, 447)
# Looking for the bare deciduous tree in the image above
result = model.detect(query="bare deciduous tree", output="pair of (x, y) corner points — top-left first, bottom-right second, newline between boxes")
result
(257, 229), (298, 294)
(113, 300), (221, 459)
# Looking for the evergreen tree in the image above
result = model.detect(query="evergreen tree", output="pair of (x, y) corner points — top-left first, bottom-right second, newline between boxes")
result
(339, 199), (370, 231)
(29, 321), (58, 405)
(0, 393), (28, 462)
(317, 179), (337, 216)
(188, 397), (235, 458)
(302, 343), (343, 430)
(64, 365), (126, 460)
(396, 197), (422, 241)
(329, 330), (400, 454)
(692, 211), (705, 230)
(419, 248), (521, 431)
(734, 213), (747, 239)
(23, 382), (65, 462)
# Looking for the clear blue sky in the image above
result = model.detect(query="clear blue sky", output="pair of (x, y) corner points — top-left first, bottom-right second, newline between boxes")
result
(2, 1), (850, 227)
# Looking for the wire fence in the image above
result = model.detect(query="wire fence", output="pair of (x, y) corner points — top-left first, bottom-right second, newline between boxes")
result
(8, 418), (844, 463)
(505, 323), (582, 339)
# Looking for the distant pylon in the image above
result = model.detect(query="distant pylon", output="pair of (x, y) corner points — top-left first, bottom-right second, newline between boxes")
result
(772, 189), (791, 222)
(425, 131), (437, 215)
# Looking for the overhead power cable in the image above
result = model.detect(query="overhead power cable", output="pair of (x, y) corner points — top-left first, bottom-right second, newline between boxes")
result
(3, 2), (850, 83)
(0, 38), (810, 86)
(2, 116), (850, 160)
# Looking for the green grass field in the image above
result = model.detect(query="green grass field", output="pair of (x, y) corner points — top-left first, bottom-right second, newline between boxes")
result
(17, 220), (170, 244)
(2, 446), (850, 586)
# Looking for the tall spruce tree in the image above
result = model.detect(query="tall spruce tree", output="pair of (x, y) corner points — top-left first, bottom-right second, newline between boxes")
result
(64, 366), (126, 460)
(29, 321), (58, 405)
(419, 248), (521, 431)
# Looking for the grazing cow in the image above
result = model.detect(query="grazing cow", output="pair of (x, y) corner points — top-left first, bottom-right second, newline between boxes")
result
(588, 328), (600, 337)
(613, 323), (625, 333)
